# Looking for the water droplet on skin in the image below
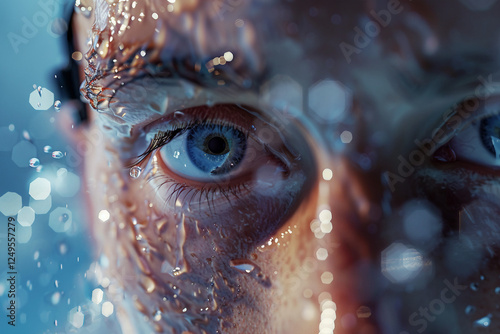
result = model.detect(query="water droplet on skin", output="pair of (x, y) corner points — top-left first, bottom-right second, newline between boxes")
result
(36, 165), (43, 173)
(29, 158), (40, 168)
(52, 151), (63, 159)
(172, 213), (189, 276)
(495, 287), (500, 294)
(470, 282), (479, 291)
(174, 111), (184, 118)
(230, 260), (255, 273)
(474, 314), (492, 327)
(37, 86), (42, 96)
(43, 145), (52, 153)
(229, 259), (271, 287)
(23, 130), (31, 141)
(54, 100), (61, 111)
(129, 166), (142, 178)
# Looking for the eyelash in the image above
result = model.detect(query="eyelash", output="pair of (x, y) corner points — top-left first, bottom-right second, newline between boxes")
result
(129, 117), (249, 167)
(151, 174), (250, 213)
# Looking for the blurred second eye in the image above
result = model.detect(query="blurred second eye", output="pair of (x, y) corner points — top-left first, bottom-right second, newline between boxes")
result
(447, 114), (500, 167)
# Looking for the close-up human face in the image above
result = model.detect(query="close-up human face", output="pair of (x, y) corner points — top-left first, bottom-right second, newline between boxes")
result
(67, 0), (500, 333)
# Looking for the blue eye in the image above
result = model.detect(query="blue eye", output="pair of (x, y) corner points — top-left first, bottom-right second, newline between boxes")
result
(159, 123), (247, 180)
(448, 114), (500, 167)
(479, 114), (500, 158)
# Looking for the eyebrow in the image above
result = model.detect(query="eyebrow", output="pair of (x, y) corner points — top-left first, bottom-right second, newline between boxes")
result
(83, 46), (266, 112)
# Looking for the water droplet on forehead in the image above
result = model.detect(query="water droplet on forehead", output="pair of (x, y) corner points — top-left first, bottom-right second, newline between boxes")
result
(37, 86), (42, 95)
(54, 100), (61, 111)
(29, 158), (40, 168)
(43, 145), (52, 153)
(129, 166), (142, 178)
(52, 151), (64, 159)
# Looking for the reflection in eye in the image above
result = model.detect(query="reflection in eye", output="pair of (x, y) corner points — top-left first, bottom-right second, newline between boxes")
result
(448, 113), (500, 166)
(160, 123), (247, 179)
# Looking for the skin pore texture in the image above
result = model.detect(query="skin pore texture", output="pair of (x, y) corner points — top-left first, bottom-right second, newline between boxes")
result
(69, 0), (500, 333)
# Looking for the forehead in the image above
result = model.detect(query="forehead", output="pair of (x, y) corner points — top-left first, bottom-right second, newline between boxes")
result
(89, 0), (500, 75)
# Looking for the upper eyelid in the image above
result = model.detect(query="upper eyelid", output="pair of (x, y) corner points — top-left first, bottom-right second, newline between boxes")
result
(431, 96), (500, 147)
(85, 74), (266, 140)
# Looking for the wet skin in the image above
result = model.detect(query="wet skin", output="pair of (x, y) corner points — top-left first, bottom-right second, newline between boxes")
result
(69, 0), (500, 333)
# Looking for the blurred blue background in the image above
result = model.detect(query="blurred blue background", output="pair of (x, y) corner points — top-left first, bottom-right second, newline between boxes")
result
(0, 1), (105, 333)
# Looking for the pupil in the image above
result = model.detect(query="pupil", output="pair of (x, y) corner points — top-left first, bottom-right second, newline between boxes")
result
(206, 136), (227, 155)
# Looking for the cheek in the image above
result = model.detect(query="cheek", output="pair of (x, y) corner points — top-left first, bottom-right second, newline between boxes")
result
(83, 126), (326, 333)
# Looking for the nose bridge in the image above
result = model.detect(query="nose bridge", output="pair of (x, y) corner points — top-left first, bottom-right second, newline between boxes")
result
(317, 155), (388, 329)
(320, 156), (377, 261)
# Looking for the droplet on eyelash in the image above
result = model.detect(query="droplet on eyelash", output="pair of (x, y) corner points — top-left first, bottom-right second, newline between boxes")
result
(129, 166), (142, 178)
(174, 111), (184, 118)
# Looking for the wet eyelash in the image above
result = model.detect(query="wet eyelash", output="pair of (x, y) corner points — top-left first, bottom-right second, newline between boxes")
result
(127, 128), (187, 168)
(148, 173), (249, 213)
(128, 118), (249, 168)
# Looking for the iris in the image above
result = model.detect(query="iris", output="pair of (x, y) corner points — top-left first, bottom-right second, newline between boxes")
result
(186, 124), (246, 174)
(159, 123), (247, 180)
